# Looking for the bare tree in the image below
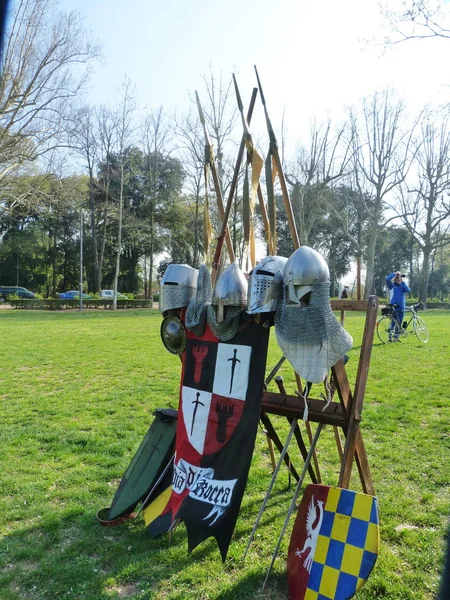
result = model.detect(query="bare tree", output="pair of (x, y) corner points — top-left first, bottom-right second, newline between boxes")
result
(177, 68), (243, 267)
(175, 110), (205, 268)
(112, 78), (136, 309)
(349, 89), (417, 297)
(380, 0), (450, 43)
(96, 105), (117, 290)
(201, 66), (238, 199)
(0, 0), (99, 184)
(395, 112), (450, 306)
(285, 118), (354, 245)
(70, 104), (101, 291)
(38, 153), (86, 296)
(141, 107), (172, 297)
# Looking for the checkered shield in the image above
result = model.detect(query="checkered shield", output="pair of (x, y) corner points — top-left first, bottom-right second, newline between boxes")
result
(288, 484), (380, 600)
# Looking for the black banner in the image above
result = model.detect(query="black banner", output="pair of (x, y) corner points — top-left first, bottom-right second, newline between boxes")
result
(174, 317), (270, 560)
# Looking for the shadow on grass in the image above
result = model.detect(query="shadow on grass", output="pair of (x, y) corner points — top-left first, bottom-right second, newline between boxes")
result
(214, 571), (287, 600)
(0, 507), (217, 599)
(0, 499), (292, 600)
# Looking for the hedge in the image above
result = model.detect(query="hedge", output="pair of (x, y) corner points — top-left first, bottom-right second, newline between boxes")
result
(9, 299), (153, 310)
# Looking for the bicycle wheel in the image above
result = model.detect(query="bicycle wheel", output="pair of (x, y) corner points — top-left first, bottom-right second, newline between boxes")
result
(413, 315), (428, 343)
(376, 315), (400, 344)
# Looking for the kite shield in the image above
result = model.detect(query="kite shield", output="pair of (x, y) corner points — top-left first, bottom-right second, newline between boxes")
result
(287, 484), (379, 600)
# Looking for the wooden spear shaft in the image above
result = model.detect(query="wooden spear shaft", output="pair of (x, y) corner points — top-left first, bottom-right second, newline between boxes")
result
(195, 92), (235, 263)
(210, 162), (235, 262)
(256, 184), (271, 252)
(211, 87), (258, 283)
(233, 72), (271, 254)
(272, 149), (299, 250)
(254, 66), (300, 249)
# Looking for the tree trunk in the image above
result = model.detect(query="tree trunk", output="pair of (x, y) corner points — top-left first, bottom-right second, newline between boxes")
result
(88, 171), (100, 292)
(419, 246), (432, 309)
(113, 163), (124, 310)
(408, 233), (414, 294)
(149, 199), (154, 303)
(149, 252), (153, 303)
(98, 204), (108, 291)
(356, 255), (362, 300)
(51, 237), (57, 298)
(98, 167), (111, 291)
(143, 254), (148, 298)
(364, 230), (377, 298)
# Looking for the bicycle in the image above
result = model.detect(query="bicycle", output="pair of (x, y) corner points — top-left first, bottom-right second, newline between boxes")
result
(376, 302), (428, 344)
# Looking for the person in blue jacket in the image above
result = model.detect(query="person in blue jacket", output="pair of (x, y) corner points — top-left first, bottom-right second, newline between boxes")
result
(386, 271), (411, 341)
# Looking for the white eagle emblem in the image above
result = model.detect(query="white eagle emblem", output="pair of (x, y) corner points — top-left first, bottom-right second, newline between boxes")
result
(295, 495), (324, 572)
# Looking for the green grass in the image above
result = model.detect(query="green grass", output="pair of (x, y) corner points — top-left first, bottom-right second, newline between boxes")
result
(0, 308), (449, 599)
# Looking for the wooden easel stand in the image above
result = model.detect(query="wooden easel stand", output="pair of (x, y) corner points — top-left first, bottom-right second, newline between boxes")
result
(261, 297), (378, 496)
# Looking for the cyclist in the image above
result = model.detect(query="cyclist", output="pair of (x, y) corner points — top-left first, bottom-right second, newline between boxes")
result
(386, 271), (410, 341)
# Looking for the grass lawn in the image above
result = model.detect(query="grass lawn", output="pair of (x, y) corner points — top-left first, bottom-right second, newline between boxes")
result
(0, 308), (449, 599)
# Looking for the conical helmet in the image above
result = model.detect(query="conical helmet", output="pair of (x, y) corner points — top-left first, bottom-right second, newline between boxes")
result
(212, 262), (247, 308)
(160, 264), (198, 313)
(247, 255), (288, 314)
(283, 246), (329, 305)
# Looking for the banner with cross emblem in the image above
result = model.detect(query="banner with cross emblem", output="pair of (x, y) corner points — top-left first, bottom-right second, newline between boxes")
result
(287, 484), (380, 600)
(172, 315), (270, 560)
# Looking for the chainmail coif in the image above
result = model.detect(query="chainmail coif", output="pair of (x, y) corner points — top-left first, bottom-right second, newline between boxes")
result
(275, 281), (353, 383)
(275, 282), (343, 345)
(185, 264), (243, 341)
(185, 264), (212, 336)
(206, 304), (242, 341)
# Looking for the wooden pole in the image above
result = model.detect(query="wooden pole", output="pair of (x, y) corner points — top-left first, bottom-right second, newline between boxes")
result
(195, 92), (235, 264)
(257, 184), (271, 251)
(338, 296), (378, 489)
(211, 88), (258, 283)
(294, 373), (322, 483)
(254, 66), (300, 249)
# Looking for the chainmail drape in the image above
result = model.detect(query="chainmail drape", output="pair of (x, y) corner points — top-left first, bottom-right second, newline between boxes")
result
(275, 281), (353, 383)
(185, 264), (242, 341)
(274, 282), (343, 345)
(185, 265), (212, 336)
(206, 305), (242, 341)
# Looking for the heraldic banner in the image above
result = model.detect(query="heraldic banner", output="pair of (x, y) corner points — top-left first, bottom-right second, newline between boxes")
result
(172, 317), (270, 560)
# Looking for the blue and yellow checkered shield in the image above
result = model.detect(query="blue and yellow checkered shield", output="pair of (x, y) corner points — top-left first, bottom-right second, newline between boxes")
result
(287, 484), (379, 600)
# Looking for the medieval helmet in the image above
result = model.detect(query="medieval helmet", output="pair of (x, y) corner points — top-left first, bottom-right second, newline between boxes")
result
(283, 246), (329, 305)
(212, 262), (248, 308)
(159, 264), (198, 313)
(247, 255), (288, 314)
(212, 262), (247, 323)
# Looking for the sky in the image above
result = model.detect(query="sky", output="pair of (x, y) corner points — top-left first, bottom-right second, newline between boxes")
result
(50, 0), (450, 282)
(57, 0), (450, 149)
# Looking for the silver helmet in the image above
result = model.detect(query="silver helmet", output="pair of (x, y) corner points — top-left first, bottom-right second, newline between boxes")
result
(247, 255), (288, 314)
(212, 262), (247, 307)
(283, 246), (329, 305)
(160, 264), (198, 313)
(212, 262), (247, 323)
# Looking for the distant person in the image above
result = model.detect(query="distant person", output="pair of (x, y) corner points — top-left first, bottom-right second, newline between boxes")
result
(341, 286), (349, 299)
(386, 271), (410, 341)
